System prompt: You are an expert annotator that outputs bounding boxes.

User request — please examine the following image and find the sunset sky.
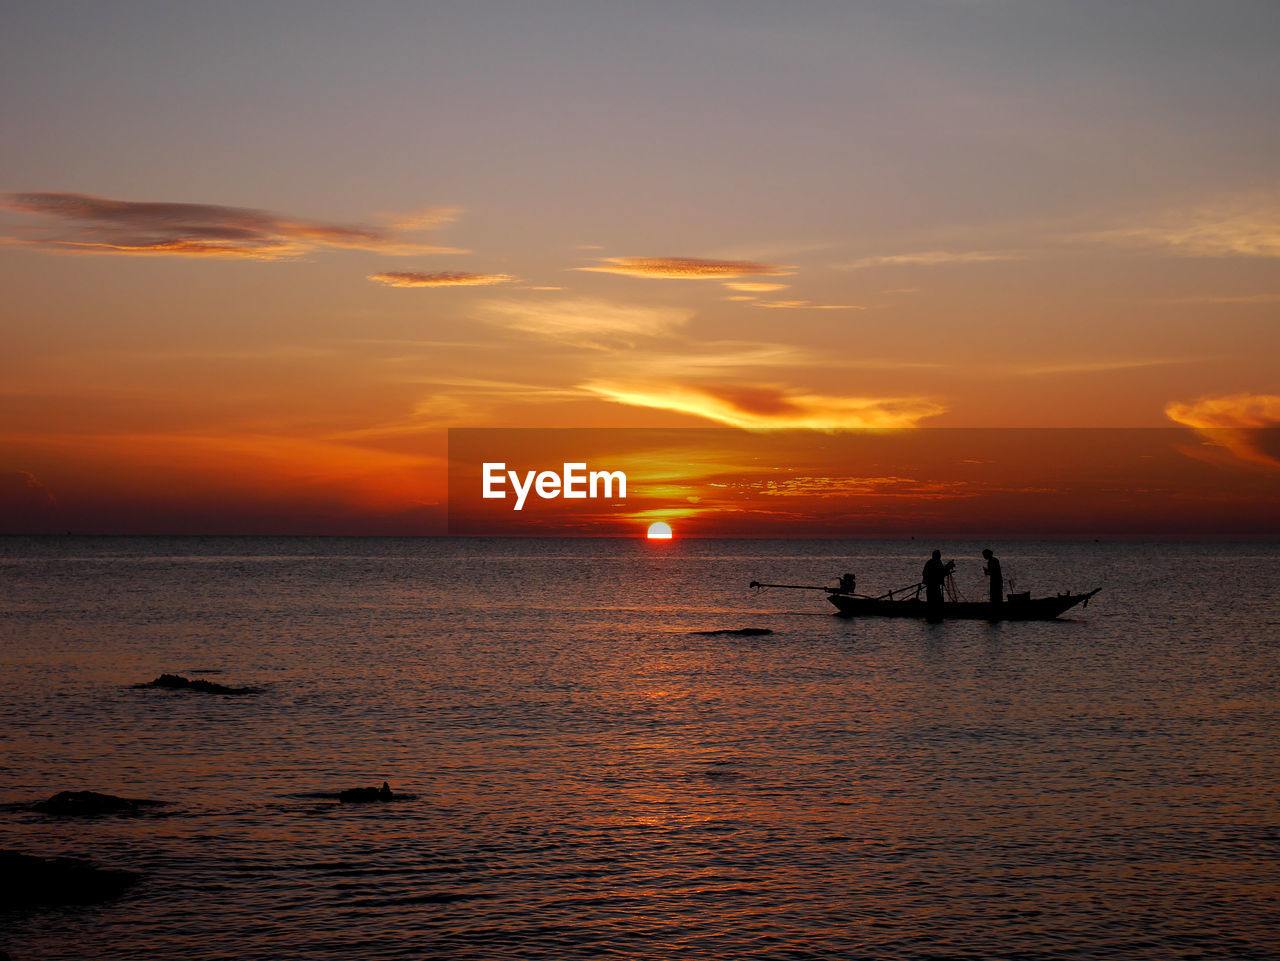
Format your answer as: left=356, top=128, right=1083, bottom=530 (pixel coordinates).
left=2, top=2, right=1278, bottom=534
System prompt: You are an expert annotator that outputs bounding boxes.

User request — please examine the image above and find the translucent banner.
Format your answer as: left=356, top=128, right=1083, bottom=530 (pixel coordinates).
left=447, top=428, right=1280, bottom=537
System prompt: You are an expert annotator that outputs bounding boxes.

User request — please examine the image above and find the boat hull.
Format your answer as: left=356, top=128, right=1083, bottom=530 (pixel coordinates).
left=827, top=589, right=1099, bottom=621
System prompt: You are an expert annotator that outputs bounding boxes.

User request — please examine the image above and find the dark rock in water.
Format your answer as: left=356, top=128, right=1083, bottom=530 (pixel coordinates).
left=29, top=790, right=167, bottom=818
left=0, top=851, right=141, bottom=905
left=133, top=673, right=258, bottom=695
left=292, top=781, right=417, bottom=804
left=691, top=627, right=774, bottom=636
left=339, top=781, right=397, bottom=803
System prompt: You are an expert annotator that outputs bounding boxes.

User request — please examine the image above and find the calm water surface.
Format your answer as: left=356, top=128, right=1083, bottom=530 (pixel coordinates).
left=1, top=537, right=1278, bottom=959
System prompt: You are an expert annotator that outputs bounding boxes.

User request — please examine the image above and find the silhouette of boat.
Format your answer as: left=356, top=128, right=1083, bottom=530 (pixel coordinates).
left=826, top=588, right=1100, bottom=621
left=749, top=581, right=1100, bottom=621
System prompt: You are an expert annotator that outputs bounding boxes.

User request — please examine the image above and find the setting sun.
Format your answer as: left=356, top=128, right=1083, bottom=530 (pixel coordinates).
left=646, top=521, right=673, bottom=539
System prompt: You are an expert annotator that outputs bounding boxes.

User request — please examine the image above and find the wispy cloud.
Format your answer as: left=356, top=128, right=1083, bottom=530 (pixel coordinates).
left=408, top=375, right=582, bottom=398
left=345, top=376, right=581, bottom=433
left=1166, top=393, right=1280, bottom=469
left=575, top=256, right=793, bottom=280
left=844, top=250, right=1025, bottom=269
left=477, top=297, right=692, bottom=348
left=1090, top=205, right=1280, bottom=259
left=1166, top=393, right=1280, bottom=430
left=599, top=342, right=946, bottom=379
left=1138, top=293, right=1280, bottom=305
left=754, top=300, right=866, bottom=310
left=1172, top=394, right=1280, bottom=432
left=601, top=342, right=816, bottom=379
left=1015, top=358, right=1196, bottom=376
left=2, top=192, right=465, bottom=259
left=757, top=475, right=968, bottom=499
left=0, top=470, right=57, bottom=513
left=385, top=206, right=462, bottom=230
left=580, top=380, right=944, bottom=429
left=724, top=281, right=790, bottom=293
left=369, top=271, right=514, bottom=288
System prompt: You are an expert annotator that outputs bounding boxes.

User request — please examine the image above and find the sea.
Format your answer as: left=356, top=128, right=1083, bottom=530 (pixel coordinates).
left=1, top=537, right=1278, bottom=960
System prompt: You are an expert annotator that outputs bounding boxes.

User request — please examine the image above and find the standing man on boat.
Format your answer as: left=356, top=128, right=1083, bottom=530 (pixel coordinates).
left=982, top=549, right=1003, bottom=606
left=922, top=550, right=955, bottom=615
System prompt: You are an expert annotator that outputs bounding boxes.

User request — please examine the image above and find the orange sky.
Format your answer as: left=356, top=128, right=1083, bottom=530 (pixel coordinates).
left=2, top=4, right=1278, bottom=535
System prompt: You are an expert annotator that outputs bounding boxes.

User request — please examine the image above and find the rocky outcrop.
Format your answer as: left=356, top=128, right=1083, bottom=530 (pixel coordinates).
left=340, top=781, right=397, bottom=803
left=132, top=673, right=258, bottom=695
left=293, top=781, right=416, bottom=804
left=28, top=790, right=166, bottom=818
left=0, top=851, right=141, bottom=904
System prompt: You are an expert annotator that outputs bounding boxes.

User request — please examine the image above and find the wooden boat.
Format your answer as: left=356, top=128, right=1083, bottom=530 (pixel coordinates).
left=826, top=588, right=1100, bottom=621
left=749, top=581, right=1100, bottom=621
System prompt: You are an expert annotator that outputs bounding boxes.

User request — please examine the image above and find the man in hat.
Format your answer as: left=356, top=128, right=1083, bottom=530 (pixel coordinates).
left=922, top=549, right=955, bottom=615
left=982, top=549, right=1003, bottom=606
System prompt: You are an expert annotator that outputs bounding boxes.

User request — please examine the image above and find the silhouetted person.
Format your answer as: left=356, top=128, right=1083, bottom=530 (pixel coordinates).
left=838, top=572, right=857, bottom=594
left=982, top=549, right=1003, bottom=605
left=922, top=550, right=955, bottom=614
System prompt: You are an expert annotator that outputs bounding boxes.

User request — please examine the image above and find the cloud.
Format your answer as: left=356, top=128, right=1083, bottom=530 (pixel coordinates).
left=754, top=300, right=866, bottom=310
left=723, top=282, right=790, bottom=293
left=406, top=375, right=582, bottom=398
left=602, top=343, right=817, bottom=379
left=1091, top=205, right=1280, bottom=258
left=0, top=470, right=57, bottom=519
left=757, top=475, right=968, bottom=499
left=1139, top=293, right=1280, bottom=305
left=2, top=192, right=466, bottom=259
left=580, top=380, right=944, bottom=429
left=477, top=297, right=692, bottom=348
left=1166, top=393, right=1280, bottom=430
left=844, top=250, right=1025, bottom=269
left=369, top=271, right=515, bottom=288
left=385, top=206, right=462, bottom=230
left=575, top=256, right=792, bottom=280
left=1165, top=393, right=1280, bottom=469
left=1015, top=358, right=1196, bottom=376
left=597, top=342, right=945, bottom=381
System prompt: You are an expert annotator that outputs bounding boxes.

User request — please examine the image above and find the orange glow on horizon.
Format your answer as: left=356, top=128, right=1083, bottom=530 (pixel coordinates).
left=442, top=427, right=1280, bottom=538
